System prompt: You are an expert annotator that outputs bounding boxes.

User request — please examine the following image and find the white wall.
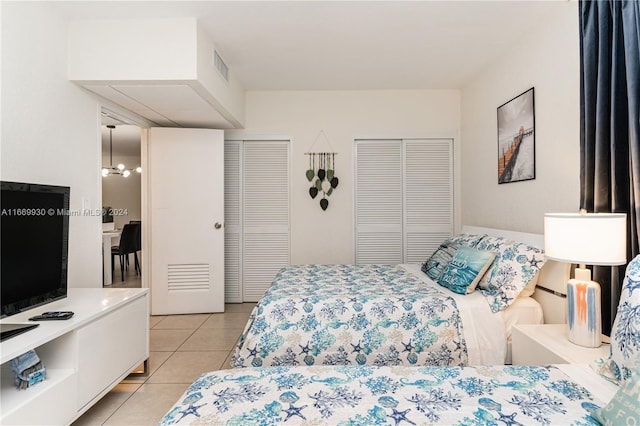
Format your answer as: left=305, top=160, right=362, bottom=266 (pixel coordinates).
left=243, top=90, right=460, bottom=265
left=1, top=2, right=103, bottom=288
left=460, top=1, right=580, bottom=234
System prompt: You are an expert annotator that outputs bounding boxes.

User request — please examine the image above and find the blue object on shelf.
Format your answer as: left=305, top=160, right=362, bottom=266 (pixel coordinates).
left=10, top=349, right=46, bottom=389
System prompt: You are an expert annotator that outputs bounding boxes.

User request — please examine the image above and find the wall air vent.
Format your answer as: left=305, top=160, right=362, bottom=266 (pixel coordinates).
left=214, top=50, right=229, bottom=82
left=167, top=263, right=210, bottom=292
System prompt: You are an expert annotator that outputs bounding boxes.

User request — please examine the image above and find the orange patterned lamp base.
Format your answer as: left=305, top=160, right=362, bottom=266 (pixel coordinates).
left=567, top=278, right=602, bottom=348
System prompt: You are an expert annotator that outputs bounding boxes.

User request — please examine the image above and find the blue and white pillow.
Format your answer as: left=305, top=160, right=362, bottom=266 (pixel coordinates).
left=593, top=255, right=640, bottom=385
left=421, top=241, right=459, bottom=281
left=475, top=236, right=546, bottom=312
left=421, top=233, right=486, bottom=281
left=437, top=246, right=496, bottom=295
left=590, top=367, right=640, bottom=424
left=450, top=233, right=486, bottom=248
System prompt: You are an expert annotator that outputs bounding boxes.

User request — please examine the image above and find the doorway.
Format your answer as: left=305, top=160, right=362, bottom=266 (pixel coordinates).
left=100, top=110, right=143, bottom=288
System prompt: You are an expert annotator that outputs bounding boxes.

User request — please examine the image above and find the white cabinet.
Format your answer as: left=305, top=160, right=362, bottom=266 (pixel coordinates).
left=512, top=324, right=610, bottom=365
left=0, top=288, right=149, bottom=425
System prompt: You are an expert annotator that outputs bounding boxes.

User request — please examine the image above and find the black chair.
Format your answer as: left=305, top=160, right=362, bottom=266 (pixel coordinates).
left=111, top=223, right=140, bottom=281
left=129, top=221, right=142, bottom=274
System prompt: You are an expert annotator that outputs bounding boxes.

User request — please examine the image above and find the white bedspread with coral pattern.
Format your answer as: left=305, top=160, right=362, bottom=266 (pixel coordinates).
left=231, top=264, right=506, bottom=368
left=159, top=364, right=605, bottom=425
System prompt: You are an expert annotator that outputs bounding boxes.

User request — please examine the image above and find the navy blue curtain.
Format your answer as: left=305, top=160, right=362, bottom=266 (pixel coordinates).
left=579, top=0, right=640, bottom=334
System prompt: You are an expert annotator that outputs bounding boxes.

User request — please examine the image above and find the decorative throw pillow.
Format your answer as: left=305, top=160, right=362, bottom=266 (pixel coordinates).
left=593, top=254, right=640, bottom=385
left=449, top=233, right=486, bottom=248
left=421, top=241, right=459, bottom=281
left=420, top=233, right=485, bottom=281
left=518, top=271, right=540, bottom=298
left=474, top=236, right=546, bottom=313
left=437, top=246, right=496, bottom=295
left=589, top=367, right=640, bottom=425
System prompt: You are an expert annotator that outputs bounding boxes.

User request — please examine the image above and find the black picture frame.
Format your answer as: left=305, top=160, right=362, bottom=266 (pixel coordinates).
left=497, top=87, right=535, bottom=184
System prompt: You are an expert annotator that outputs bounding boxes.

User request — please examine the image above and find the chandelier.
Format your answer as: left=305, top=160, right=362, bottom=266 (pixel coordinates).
left=101, top=125, right=141, bottom=177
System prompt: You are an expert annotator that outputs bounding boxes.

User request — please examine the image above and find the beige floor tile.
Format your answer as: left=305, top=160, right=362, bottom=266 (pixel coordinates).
left=148, top=315, right=166, bottom=328
left=178, top=328, right=244, bottom=351
left=71, top=383, right=141, bottom=426
left=103, top=383, right=187, bottom=426
left=146, top=351, right=229, bottom=384
left=152, top=314, right=211, bottom=330
left=149, top=329, right=193, bottom=352
left=224, top=302, right=256, bottom=313
left=122, top=351, right=173, bottom=384
left=200, top=311, right=251, bottom=329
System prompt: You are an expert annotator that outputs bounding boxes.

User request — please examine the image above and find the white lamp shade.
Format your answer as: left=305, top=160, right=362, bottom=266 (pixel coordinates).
left=544, top=213, right=627, bottom=265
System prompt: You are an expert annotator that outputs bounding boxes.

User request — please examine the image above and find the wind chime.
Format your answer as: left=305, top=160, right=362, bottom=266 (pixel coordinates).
left=305, top=152, right=339, bottom=210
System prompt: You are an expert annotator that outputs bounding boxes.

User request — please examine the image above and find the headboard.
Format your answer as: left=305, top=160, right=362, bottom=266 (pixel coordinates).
left=461, top=226, right=570, bottom=324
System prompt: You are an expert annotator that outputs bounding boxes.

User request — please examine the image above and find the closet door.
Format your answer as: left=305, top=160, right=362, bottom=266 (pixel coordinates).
left=224, top=141, right=242, bottom=303
left=224, top=139, right=291, bottom=303
left=355, top=138, right=453, bottom=264
left=404, top=139, right=454, bottom=263
left=242, top=141, right=290, bottom=301
left=355, top=140, right=403, bottom=264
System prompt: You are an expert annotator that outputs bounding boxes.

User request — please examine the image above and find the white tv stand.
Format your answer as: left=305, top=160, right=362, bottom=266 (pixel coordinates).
left=0, top=288, right=149, bottom=425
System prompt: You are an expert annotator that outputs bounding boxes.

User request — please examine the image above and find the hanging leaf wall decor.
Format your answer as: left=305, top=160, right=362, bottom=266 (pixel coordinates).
left=304, top=149, right=339, bottom=211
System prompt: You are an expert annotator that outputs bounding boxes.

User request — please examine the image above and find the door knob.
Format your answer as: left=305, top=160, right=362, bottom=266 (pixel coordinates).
left=214, top=222, right=223, bottom=229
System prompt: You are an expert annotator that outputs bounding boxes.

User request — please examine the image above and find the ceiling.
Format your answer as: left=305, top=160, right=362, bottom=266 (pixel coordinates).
left=71, top=1, right=563, bottom=156
left=56, top=1, right=563, bottom=91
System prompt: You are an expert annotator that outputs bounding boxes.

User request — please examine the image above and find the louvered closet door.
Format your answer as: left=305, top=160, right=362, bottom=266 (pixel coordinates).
left=243, top=141, right=290, bottom=301
left=404, top=139, right=453, bottom=263
left=355, top=138, right=454, bottom=265
left=355, top=140, right=403, bottom=264
left=224, top=141, right=242, bottom=303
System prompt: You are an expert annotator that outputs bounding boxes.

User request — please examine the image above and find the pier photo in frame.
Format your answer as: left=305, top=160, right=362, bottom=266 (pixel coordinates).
left=497, top=87, right=535, bottom=184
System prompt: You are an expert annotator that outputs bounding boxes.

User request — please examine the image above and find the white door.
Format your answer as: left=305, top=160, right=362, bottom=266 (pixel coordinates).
left=148, top=128, right=224, bottom=315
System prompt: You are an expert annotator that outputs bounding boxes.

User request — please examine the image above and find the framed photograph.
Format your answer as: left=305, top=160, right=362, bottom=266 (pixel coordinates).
left=497, top=87, right=535, bottom=184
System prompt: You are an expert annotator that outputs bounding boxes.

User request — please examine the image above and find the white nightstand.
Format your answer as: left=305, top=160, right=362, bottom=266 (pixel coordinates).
left=512, top=324, right=611, bottom=365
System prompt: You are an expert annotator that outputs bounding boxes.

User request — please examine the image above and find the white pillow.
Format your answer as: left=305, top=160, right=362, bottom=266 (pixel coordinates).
left=474, top=236, right=546, bottom=312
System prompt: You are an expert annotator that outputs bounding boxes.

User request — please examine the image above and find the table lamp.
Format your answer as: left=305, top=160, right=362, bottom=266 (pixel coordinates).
left=544, top=212, right=626, bottom=347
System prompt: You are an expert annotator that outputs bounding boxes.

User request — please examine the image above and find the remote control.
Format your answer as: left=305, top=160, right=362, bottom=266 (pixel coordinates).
left=29, top=311, right=74, bottom=321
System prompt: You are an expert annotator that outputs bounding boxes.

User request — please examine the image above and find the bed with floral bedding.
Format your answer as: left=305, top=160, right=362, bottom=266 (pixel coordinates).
left=159, top=363, right=609, bottom=425
left=231, top=231, right=548, bottom=369
left=232, top=264, right=470, bottom=368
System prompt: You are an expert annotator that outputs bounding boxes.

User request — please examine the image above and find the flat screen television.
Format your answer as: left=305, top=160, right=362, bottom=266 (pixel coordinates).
left=1, top=181, right=70, bottom=317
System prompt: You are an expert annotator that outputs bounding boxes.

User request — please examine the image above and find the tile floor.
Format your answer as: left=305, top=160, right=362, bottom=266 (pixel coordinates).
left=72, top=303, right=255, bottom=425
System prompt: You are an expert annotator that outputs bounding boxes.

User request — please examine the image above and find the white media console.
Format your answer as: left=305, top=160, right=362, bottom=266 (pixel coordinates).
left=0, top=288, right=149, bottom=425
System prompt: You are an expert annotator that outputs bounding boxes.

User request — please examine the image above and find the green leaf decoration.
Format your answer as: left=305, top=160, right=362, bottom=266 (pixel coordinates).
left=315, top=179, right=322, bottom=190
left=320, top=198, right=329, bottom=211
left=327, top=169, right=334, bottom=180
left=317, top=168, right=326, bottom=180
left=309, top=186, right=318, bottom=199
left=327, top=188, right=333, bottom=196
left=306, top=169, right=314, bottom=181
left=330, top=176, right=339, bottom=189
